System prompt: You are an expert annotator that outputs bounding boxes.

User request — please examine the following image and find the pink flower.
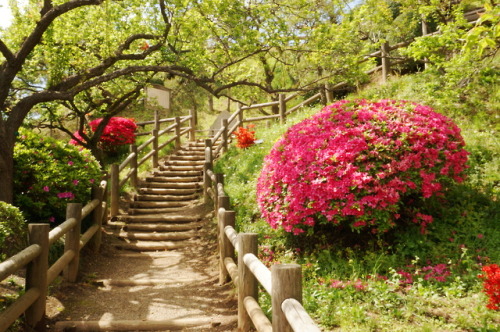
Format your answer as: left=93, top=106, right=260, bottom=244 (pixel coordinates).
left=72, top=180, right=79, bottom=186
left=477, top=234, right=484, bottom=239
left=49, top=216, right=55, bottom=223
left=256, top=99, right=468, bottom=235
left=43, top=186, right=50, bottom=192
left=68, top=161, right=74, bottom=166
left=57, top=192, right=75, bottom=199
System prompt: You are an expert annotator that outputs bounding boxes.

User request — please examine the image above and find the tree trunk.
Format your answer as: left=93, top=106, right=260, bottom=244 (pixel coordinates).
left=0, top=134, right=15, bottom=204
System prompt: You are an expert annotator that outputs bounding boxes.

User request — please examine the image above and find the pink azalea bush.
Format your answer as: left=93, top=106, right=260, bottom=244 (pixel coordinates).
left=70, top=117, right=137, bottom=152
left=256, top=99, right=469, bottom=235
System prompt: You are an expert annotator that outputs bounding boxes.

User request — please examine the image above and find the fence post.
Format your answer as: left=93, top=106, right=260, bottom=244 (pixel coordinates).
left=204, top=139, right=213, bottom=204
left=325, top=83, right=334, bottom=104
left=271, top=264, right=302, bottom=332
left=152, top=129, right=159, bottom=169
left=102, top=179, right=109, bottom=226
left=237, top=104, right=244, bottom=127
left=175, top=116, right=181, bottom=150
left=219, top=210, right=235, bottom=285
left=89, top=185, right=104, bottom=252
left=218, top=194, right=230, bottom=211
left=279, top=93, right=286, bottom=125
left=205, top=139, right=213, bottom=167
left=25, top=223, right=49, bottom=330
left=215, top=173, right=225, bottom=210
left=64, top=203, right=82, bottom=282
left=381, top=42, right=391, bottom=83
left=222, top=118, right=228, bottom=154
left=189, top=109, right=196, bottom=141
left=154, top=109, right=160, bottom=132
left=130, top=144, right=138, bottom=189
left=110, top=164, right=119, bottom=219
left=238, top=233, right=258, bottom=332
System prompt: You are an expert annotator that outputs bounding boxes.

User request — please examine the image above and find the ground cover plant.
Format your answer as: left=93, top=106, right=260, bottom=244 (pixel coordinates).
left=215, top=82, right=499, bottom=330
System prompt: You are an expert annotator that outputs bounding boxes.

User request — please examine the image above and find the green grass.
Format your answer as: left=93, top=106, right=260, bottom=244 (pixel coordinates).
left=214, top=72, right=500, bottom=331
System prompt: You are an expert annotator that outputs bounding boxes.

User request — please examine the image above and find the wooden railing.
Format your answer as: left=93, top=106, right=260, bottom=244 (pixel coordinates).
left=108, top=110, right=197, bottom=219
left=0, top=180, right=107, bottom=331
left=204, top=168, right=321, bottom=332
left=0, top=109, right=198, bottom=330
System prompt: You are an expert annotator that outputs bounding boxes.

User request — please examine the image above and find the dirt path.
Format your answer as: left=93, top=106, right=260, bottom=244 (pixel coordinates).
left=46, top=202, right=238, bottom=331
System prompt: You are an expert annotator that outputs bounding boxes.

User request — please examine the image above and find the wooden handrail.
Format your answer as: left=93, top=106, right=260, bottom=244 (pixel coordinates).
left=0, top=245, right=41, bottom=281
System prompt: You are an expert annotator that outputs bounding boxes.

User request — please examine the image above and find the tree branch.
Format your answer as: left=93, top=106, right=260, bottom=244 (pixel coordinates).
left=0, top=39, right=14, bottom=63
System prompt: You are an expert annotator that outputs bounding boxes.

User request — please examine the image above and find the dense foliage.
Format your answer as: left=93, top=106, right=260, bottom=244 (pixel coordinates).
left=14, top=129, right=102, bottom=226
left=70, top=117, right=137, bottom=153
left=257, top=99, right=469, bottom=235
left=0, top=202, right=27, bottom=261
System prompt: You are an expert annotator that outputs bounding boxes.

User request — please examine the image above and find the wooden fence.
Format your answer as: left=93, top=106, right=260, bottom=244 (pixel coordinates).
left=108, top=110, right=197, bottom=219
left=202, top=94, right=327, bottom=331
left=0, top=181, right=107, bottom=331
left=203, top=166, right=321, bottom=332
left=0, top=110, right=198, bottom=330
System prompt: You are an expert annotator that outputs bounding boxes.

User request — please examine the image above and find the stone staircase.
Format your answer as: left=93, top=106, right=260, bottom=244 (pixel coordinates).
left=107, top=139, right=211, bottom=252
left=52, top=138, right=238, bottom=331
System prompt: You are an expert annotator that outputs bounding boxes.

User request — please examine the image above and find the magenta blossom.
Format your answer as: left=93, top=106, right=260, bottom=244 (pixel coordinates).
left=257, top=99, right=469, bottom=234
left=57, top=192, right=75, bottom=199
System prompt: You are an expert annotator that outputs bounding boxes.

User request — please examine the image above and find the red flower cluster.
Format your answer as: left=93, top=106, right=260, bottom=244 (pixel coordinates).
left=233, top=125, right=256, bottom=149
left=256, top=99, right=469, bottom=234
left=70, top=117, right=137, bottom=152
left=479, top=264, right=500, bottom=310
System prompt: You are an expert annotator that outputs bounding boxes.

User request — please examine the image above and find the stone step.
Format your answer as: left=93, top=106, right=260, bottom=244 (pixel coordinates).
left=129, top=200, right=192, bottom=209
left=54, top=318, right=216, bottom=331
left=107, top=221, right=204, bottom=232
left=128, top=206, right=188, bottom=215
left=163, top=160, right=206, bottom=166
left=140, top=181, right=202, bottom=189
left=159, top=164, right=204, bottom=172
left=138, top=188, right=198, bottom=195
left=117, top=214, right=201, bottom=223
left=152, top=170, right=202, bottom=177
left=134, top=193, right=199, bottom=201
left=114, top=240, right=191, bottom=251
left=174, top=150, right=206, bottom=156
left=168, top=155, right=205, bottom=161
left=117, top=230, right=197, bottom=241
left=145, top=176, right=202, bottom=183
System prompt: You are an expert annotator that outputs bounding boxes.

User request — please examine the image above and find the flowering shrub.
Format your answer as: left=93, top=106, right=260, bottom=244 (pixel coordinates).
left=0, top=202, right=27, bottom=261
left=233, top=124, right=256, bottom=149
left=257, top=99, right=469, bottom=235
left=479, top=264, right=500, bottom=310
left=70, top=117, right=137, bottom=152
left=14, top=129, right=102, bottom=226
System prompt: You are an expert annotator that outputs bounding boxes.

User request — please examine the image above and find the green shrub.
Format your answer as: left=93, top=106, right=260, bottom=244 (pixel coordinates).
left=13, top=129, right=102, bottom=226
left=0, top=202, right=27, bottom=261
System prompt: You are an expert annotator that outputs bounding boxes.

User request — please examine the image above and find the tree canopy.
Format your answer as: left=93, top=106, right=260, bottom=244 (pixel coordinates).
left=0, top=0, right=497, bottom=203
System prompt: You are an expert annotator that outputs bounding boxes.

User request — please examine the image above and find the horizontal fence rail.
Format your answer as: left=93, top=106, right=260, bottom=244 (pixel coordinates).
left=0, top=180, right=107, bottom=331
